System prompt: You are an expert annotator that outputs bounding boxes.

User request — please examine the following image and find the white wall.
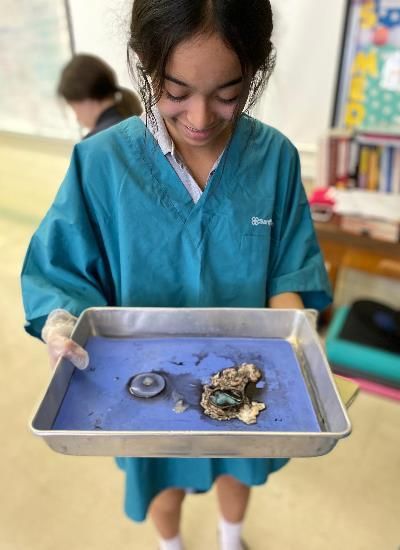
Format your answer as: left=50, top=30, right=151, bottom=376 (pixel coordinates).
left=69, top=0, right=348, bottom=178
left=256, top=0, right=348, bottom=176
left=68, top=0, right=133, bottom=87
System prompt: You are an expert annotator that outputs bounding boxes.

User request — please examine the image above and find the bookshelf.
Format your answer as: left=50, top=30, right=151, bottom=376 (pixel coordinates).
left=315, top=0, right=400, bottom=243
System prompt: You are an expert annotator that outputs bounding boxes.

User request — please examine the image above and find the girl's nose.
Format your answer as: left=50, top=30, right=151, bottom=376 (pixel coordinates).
left=186, top=96, right=214, bottom=130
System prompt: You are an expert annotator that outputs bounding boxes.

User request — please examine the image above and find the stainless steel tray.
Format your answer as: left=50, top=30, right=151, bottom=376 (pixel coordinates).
left=31, top=308, right=352, bottom=457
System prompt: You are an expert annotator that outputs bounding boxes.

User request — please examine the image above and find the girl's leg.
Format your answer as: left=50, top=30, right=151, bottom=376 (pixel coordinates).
left=215, top=474, right=250, bottom=522
left=149, top=488, right=186, bottom=540
left=216, top=475, right=251, bottom=550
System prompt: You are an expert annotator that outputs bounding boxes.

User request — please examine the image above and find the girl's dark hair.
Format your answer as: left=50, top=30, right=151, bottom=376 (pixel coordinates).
left=128, top=0, right=276, bottom=124
left=57, top=54, right=143, bottom=118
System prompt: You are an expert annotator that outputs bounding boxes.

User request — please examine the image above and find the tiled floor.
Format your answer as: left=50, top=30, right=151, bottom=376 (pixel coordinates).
left=1, top=135, right=399, bottom=550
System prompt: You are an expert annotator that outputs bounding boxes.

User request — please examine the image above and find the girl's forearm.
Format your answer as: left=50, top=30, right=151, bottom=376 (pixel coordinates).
left=268, top=292, right=304, bottom=309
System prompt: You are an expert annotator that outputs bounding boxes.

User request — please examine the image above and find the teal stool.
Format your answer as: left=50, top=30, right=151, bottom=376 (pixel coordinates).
left=326, top=306, right=400, bottom=387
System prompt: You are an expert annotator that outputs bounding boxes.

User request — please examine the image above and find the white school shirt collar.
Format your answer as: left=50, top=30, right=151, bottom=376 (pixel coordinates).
left=141, top=108, right=224, bottom=203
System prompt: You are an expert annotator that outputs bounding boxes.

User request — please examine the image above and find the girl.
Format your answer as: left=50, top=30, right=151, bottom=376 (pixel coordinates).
left=22, top=1, right=331, bottom=549
left=57, top=53, right=143, bottom=138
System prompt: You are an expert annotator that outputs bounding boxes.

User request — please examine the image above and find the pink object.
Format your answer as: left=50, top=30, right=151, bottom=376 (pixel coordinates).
left=309, top=187, right=336, bottom=222
left=309, top=187, right=336, bottom=206
left=373, top=26, right=389, bottom=46
left=342, top=376, right=400, bottom=401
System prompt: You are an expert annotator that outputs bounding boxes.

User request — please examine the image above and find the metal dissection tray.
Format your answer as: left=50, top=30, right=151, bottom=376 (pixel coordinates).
left=31, top=308, right=352, bottom=457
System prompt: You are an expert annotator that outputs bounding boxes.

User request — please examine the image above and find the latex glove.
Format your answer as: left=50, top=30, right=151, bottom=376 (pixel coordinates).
left=41, top=309, right=89, bottom=370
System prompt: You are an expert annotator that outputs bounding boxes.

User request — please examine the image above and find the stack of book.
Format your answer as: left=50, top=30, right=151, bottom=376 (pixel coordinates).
left=318, top=128, right=400, bottom=193
left=339, top=213, right=399, bottom=243
left=332, top=189, right=400, bottom=243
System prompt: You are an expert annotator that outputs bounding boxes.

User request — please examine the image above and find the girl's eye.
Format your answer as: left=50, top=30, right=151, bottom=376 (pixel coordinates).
left=165, top=91, right=188, bottom=102
left=164, top=91, right=239, bottom=104
left=217, top=96, right=239, bottom=105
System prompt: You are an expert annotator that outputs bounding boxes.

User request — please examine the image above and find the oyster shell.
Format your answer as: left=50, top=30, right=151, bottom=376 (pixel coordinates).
left=200, top=363, right=266, bottom=425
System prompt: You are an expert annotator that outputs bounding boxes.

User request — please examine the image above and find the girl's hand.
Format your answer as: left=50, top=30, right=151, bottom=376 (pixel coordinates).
left=41, top=309, right=89, bottom=370
left=269, top=293, right=318, bottom=329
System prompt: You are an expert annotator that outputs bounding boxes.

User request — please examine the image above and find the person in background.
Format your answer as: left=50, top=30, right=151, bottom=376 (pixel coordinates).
left=57, top=53, right=143, bottom=138
left=22, top=2, right=332, bottom=550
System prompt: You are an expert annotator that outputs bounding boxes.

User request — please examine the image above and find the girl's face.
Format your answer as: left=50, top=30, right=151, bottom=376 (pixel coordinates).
left=157, top=32, right=247, bottom=151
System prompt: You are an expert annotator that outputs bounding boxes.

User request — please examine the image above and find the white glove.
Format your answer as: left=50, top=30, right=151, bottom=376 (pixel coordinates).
left=41, top=309, right=89, bottom=370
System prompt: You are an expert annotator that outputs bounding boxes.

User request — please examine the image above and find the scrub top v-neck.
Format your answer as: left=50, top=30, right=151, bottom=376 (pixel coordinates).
left=134, top=115, right=244, bottom=220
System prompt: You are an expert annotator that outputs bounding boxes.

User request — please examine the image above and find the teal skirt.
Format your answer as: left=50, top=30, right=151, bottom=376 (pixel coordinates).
left=115, top=457, right=289, bottom=522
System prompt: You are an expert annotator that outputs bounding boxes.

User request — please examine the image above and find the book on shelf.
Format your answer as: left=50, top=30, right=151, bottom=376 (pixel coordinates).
left=324, top=189, right=400, bottom=243
left=318, top=128, right=354, bottom=189
left=310, top=185, right=400, bottom=243
left=318, top=128, right=400, bottom=194
left=340, top=215, right=400, bottom=243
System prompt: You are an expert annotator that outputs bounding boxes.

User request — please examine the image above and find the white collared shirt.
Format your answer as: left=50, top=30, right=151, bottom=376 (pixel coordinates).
left=141, top=108, right=223, bottom=203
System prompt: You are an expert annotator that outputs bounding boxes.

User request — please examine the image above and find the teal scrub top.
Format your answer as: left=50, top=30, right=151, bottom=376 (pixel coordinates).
left=21, top=114, right=332, bottom=521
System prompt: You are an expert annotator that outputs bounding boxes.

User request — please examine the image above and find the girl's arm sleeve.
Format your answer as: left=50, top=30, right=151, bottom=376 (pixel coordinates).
left=21, top=146, right=111, bottom=339
left=267, top=146, right=332, bottom=311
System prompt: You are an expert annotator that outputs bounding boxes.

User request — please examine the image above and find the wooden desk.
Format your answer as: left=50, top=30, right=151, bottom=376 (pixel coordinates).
left=314, top=217, right=400, bottom=292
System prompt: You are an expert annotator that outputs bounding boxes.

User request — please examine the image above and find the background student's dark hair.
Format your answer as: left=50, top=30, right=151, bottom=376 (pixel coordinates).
left=58, top=54, right=143, bottom=118
left=128, top=0, right=276, bottom=125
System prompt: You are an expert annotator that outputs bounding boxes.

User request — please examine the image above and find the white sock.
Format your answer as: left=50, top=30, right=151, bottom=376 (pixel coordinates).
left=159, top=534, right=183, bottom=550
left=219, top=517, right=244, bottom=550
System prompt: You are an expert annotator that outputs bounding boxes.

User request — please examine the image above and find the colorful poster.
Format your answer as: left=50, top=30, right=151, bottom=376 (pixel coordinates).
left=335, top=0, right=400, bottom=131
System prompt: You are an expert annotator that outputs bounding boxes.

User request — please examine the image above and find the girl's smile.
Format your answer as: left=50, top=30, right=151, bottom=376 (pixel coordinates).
left=178, top=120, right=221, bottom=143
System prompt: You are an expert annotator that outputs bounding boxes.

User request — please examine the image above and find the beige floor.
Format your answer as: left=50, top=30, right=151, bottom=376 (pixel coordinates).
left=1, top=135, right=399, bottom=550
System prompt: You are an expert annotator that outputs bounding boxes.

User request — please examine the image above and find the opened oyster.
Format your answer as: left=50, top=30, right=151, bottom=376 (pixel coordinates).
left=200, top=363, right=265, bottom=425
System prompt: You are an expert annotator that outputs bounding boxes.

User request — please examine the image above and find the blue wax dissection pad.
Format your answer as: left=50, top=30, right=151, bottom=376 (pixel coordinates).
left=53, top=337, right=321, bottom=432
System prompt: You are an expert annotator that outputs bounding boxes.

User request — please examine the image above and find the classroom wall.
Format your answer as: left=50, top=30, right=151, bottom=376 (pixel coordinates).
left=69, top=0, right=347, bottom=178
left=68, top=0, right=133, bottom=89
left=255, top=0, right=348, bottom=177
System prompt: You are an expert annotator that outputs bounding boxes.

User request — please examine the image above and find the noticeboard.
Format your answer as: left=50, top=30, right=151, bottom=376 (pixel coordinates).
left=333, top=0, right=400, bottom=131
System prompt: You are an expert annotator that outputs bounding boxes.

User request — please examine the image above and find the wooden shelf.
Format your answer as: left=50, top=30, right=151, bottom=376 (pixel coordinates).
left=315, top=216, right=400, bottom=293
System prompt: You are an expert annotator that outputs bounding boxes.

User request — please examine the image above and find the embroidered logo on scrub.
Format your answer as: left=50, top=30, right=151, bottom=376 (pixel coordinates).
left=251, top=217, right=273, bottom=227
